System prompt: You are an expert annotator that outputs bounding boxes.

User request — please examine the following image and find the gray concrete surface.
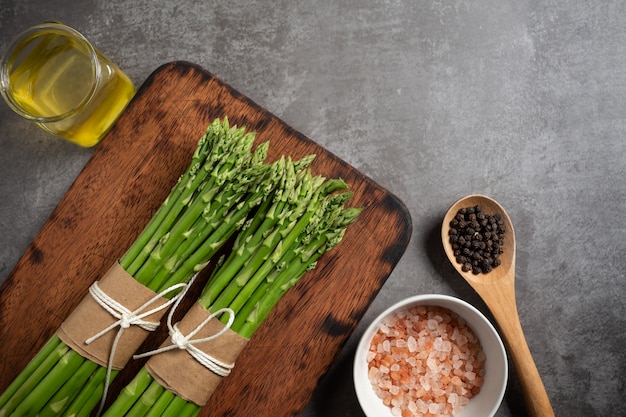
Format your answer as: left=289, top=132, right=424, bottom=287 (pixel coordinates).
left=1, top=1, right=625, bottom=416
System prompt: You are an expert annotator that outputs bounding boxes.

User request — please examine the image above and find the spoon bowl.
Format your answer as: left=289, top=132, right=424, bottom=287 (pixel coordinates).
left=441, top=194, right=555, bottom=417
left=442, top=194, right=515, bottom=284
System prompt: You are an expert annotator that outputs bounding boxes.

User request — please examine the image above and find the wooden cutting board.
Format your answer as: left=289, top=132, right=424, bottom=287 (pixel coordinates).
left=0, top=61, right=412, bottom=416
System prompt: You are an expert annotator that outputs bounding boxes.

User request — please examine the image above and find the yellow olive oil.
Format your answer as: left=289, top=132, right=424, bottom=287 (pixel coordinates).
left=5, top=28, right=135, bottom=147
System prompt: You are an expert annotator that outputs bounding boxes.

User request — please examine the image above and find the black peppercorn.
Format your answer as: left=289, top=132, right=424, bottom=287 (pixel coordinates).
left=448, top=204, right=506, bottom=275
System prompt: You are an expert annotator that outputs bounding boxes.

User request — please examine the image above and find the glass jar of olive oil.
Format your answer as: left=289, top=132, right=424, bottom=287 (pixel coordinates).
left=0, top=22, right=135, bottom=147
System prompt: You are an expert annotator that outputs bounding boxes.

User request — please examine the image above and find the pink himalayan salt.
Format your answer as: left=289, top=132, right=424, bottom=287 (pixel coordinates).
left=367, top=305, right=485, bottom=417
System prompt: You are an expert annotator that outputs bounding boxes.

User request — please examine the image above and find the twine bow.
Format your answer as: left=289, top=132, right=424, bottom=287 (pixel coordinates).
left=133, top=284, right=236, bottom=378
left=86, top=278, right=192, bottom=417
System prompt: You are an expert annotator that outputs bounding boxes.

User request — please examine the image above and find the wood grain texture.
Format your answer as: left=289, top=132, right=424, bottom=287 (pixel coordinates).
left=0, top=62, right=412, bottom=416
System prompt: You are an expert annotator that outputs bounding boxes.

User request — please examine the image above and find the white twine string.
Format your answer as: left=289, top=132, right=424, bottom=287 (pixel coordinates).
left=86, top=277, right=193, bottom=417
left=133, top=288, right=236, bottom=378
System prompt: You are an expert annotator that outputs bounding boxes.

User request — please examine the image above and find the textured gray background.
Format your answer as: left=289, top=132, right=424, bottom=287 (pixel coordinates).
left=1, top=1, right=625, bottom=416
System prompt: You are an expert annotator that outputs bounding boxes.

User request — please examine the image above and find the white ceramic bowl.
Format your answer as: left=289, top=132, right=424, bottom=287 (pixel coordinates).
left=354, top=294, right=508, bottom=417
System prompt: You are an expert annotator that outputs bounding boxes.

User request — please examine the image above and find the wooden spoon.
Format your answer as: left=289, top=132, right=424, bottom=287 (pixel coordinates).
left=441, top=194, right=554, bottom=417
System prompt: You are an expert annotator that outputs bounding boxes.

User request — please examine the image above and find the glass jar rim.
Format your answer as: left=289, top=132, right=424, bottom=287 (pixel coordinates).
left=0, top=22, right=101, bottom=123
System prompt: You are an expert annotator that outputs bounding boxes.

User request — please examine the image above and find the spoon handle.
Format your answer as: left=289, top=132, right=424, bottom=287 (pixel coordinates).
left=476, top=280, right=555, bottom=417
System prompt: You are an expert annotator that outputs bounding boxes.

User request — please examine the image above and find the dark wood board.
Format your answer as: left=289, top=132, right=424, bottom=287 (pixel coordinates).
left=0, top=61, right=412, bottom=416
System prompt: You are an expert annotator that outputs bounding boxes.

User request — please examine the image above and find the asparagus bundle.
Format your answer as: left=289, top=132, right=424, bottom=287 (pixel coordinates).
left=100, top=157, right=362, bottom=417
left=0, top=118, right=282, bottom=417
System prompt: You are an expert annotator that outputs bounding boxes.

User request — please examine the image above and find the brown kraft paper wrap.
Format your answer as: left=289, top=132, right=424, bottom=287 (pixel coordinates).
left=57, top=262, right=170, bottom=369
left=145, top=301, right=249, bottom=406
